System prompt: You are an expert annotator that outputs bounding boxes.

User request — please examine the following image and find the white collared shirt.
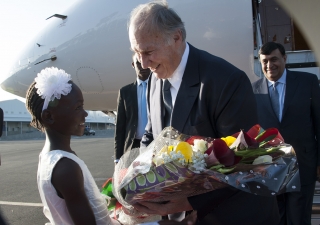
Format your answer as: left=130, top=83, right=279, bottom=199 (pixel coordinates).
left=267, top=69, right=287, bottom=121
left=163, top=43, right=189, bottom=107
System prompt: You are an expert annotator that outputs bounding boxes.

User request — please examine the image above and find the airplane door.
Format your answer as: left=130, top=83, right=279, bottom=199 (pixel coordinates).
left=258, top=0, right=311, bottom=51
left=259, top=0, right=292, bottom=51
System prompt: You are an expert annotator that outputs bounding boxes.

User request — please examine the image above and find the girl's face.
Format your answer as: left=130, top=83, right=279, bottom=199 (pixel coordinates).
left=50, top=83, right=88, bottom=136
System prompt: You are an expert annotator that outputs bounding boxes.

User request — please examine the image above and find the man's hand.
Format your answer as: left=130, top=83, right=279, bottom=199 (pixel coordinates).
left=158, top=211, right=197, bottom=225
left=133, top=198, right=193, bottom=216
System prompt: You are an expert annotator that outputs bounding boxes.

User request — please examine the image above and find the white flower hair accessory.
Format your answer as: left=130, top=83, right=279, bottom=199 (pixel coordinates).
left=35, top=67, right=72, bottom=111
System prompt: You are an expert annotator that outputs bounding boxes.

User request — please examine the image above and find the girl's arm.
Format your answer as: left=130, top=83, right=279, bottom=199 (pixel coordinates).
left=52, top=157, right=97, bottom=225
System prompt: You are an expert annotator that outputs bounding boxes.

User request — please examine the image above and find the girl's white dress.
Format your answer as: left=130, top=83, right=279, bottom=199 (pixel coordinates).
left=37, top=149, right=115, bottom=225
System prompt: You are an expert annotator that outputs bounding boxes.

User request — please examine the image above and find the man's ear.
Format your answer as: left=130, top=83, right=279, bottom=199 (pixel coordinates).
left=41, top=109, right=54, bottom=125
left=173, top=29, right=182, bottom=43
left=283, top=54, right=287, bottom=63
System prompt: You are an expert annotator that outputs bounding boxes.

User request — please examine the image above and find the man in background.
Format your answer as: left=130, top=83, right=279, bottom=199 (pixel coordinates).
left=114, top=55, right=150, bottom=164
left=252, top=41, right=320, bottom=225
left=0, top=108, right=7, bottom=225
left=129, top=2, right=280, bottom=224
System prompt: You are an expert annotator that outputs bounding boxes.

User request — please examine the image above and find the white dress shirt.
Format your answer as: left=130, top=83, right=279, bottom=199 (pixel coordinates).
left=164, top=43, right=189, bottom=107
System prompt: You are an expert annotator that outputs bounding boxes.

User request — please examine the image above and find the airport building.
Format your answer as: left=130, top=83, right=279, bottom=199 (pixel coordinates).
left=0, top=99, right=115, bottom=137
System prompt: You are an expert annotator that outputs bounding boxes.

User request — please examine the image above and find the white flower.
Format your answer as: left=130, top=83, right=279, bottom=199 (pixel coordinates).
left=152, top=154, right=164, bottom=166
left=252, top=155, right=273, bottom=165
left=188, top=149, right=207, bottom=172
left=35, top=67, right=72, bottom=111
left=193, top=139, right=208, bottom=153
left=162, top=153, right=172, bottom=163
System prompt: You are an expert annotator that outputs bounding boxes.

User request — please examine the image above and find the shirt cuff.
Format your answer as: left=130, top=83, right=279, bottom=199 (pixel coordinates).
left=114, top=159, right=120, bottom=163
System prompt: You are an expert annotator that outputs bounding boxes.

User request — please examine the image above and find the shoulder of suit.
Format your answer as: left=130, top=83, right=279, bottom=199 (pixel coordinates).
left=120, top=82, right=136, bottom=91
left=251, top=78, right=265, bottom=92
left=189, top=44, right=245, bottom=81
left=190, top=45, right=232, bottom=65
left=252, top=77, right=264, bottom=85
left=287, top=69, right=318, bottom=80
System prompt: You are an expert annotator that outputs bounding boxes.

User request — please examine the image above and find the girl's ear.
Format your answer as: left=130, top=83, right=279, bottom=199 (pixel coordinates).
left=41, top=109, right=54, bottom=125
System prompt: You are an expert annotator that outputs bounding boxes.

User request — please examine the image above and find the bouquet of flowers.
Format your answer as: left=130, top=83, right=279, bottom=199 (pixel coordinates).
left=111, top=125, right=300, bottom=223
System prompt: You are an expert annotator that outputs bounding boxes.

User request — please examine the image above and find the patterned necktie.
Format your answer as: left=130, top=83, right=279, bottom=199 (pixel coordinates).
left=141, top=81, right=148, bottom=127
left=270, top=82, right=280, bottom=120
left=162, top=79, right=172, bottom=127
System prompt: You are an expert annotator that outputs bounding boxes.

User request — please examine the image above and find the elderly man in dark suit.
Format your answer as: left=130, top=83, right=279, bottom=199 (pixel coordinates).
left=252, top=42, right=320, bottom=225
left=128, top=2, right=280, bottom=225
left=114, top=55, right=150, bottom=164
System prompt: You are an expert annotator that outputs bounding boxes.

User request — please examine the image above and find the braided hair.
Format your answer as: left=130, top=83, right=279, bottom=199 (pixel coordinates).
left=25, top=81, right=45, bottom=132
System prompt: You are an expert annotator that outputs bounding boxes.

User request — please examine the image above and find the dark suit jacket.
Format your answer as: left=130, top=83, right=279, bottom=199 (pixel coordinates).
left=252, top=70, right=320, bottom=186
left=142, top=44, right=259, bottom=144
left=114, top=81, right=139, bottom=160
left=142, top=44, right=279, bottom=225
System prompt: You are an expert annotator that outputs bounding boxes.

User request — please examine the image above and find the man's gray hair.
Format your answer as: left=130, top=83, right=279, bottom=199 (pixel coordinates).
left=128, top=1, right=186, bottom=44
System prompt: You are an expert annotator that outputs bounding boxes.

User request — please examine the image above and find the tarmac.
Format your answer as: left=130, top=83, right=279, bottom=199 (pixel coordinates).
left=0, top=129, right=116, bottom=225
left=0, top=129, right=115, bottom=141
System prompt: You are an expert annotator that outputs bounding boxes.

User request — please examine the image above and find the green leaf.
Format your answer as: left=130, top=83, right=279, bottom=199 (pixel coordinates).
left=209, top=164, right=224, bottom=170
left=255, top=128, right=279, bottom=143
left=217, top=167, right=235, bottom=174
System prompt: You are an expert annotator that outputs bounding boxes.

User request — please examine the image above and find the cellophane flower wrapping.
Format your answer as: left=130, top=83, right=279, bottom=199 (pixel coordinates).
left=112, top=126, right=300, bottom=223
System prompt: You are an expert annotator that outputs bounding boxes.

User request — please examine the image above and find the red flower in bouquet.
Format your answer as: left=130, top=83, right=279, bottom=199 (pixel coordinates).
left=205, top=139, right=239, bottom=167
left=184, top=124, right=286, bottom=173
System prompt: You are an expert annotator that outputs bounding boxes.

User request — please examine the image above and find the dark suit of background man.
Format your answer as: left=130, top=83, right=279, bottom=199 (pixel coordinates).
left=252, top=42, right=320, bottom=225
left=0, top=108, right=7, bottom=225
left=128, top=2, right=280, bottom=225
left=114, top=55, right=150, bottom=163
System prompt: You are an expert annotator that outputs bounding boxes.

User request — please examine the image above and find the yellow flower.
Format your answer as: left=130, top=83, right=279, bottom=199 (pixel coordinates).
left=221, top=136, right=236, bottom=147
left=158, top=145, right=174, bottom=155
left=175, top=141, right=193, bottom=162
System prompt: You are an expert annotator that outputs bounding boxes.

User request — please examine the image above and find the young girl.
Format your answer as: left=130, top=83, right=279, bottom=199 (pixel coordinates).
left=26, top=67, right=119, bottom=225
left=26, top=67, right=196, bottom=225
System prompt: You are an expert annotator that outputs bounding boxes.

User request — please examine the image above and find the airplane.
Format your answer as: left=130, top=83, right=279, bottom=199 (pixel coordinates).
left=1, top=0, right=318, bottom=113
left=0, top=0, right=256, bottom=113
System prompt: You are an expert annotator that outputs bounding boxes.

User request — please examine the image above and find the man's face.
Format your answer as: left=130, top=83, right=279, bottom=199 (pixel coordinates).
left=259, top=49, right=287, bottom=81
left=132, top=57, right=150, bottom=81
left=129, top=26, right=183, bottom=79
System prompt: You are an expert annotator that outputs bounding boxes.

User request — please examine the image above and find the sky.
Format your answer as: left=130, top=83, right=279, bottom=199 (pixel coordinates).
left=0, top=0, right=79, bottom=102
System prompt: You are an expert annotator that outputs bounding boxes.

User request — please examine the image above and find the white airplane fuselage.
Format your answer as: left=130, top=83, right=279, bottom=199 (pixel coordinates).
left=1, top=0, right=319, bottom=112
left=0, top=0, right=255, bottom=111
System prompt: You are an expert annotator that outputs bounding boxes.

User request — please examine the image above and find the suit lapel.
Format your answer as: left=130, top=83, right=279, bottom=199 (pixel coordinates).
left=131, top=81, right=138, bottom=118
left=171, top=44, right=200, bottom=131
left=283, top=70, right=298, bottom=117
left=256, top=77, right=269, bottom=95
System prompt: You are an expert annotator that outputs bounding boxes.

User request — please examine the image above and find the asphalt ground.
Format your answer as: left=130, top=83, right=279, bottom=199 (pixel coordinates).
left=0, top=134, right=115, bottom=225
left=2, top=131, right=320, bottom=225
